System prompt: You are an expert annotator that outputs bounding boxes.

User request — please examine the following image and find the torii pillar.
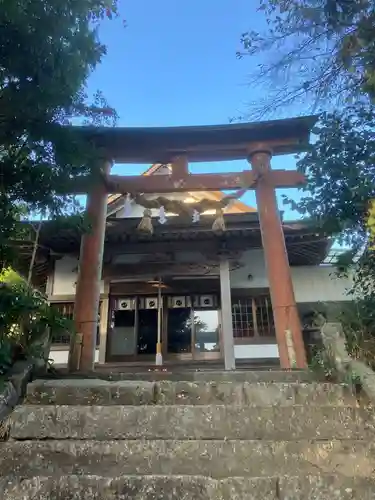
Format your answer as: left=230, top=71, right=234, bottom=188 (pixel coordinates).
left=68, top=159, right=112, bottom=372
left=248, top=145, right=307, bottom=369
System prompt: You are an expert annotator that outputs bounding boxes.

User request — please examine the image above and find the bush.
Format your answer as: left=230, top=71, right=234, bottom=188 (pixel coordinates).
left=0, top=268, right=73, bottom=374
left=339, top=300, right=375, bottom=370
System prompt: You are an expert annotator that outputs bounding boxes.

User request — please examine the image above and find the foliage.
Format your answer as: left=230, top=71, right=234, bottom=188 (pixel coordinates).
left=284, top=104, right=375, bottom=253
left=309, top=344, right=337, bottom=380
left=0, top=268, right=73, bottom=374
left=283, top=104, right=375, bottom=360
left=238, top=0, right=375, bottom=116
left=339, top=299, right=375, bottom=369
left=0, top=0, right=121, bottom=265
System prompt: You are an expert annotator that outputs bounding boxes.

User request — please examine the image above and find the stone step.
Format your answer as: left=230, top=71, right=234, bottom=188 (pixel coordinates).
left=47, top=369, right=317, bottom=383
left=86, top=369, right=318, bottom=383
left=25, top=379, right=356, bottom=407
left=9, top=404, right=375, bottom=440
left=1, top=439, right=374, bottom=478
left=2, top=474, right=375, bottom=499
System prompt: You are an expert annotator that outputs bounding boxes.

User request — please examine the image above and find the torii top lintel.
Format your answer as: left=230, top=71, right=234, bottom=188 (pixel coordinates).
left=76, top=115, right=317, bottom=163
left=68, top=115, right=317, bottom=194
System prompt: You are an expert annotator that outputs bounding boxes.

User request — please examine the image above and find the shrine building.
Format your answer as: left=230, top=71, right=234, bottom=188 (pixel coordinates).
left=22, top=117, right=353, bottom=370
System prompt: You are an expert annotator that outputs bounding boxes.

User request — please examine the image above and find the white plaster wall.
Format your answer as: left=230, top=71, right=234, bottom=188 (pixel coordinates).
left=291, top=265, right=352, bottom=303
left=230, top=249, right=268, bottom=288
left=230, top=249, right=352, bottom=303
left=50, top=349, right=100, bottom=366
left=234, top=344, right=279, bottom=359
left=52, top=256, right=104, bottom=296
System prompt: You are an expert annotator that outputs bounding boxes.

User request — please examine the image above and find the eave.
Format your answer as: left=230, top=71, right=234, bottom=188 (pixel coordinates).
left=15, top=215, right=331, bottom=273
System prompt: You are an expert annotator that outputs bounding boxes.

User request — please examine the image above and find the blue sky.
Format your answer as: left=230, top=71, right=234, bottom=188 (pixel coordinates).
left=87, top=0, right=312, bottom=219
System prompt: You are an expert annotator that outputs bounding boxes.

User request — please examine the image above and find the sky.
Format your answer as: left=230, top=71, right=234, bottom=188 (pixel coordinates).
left=86, top=0, right=312, bottom=219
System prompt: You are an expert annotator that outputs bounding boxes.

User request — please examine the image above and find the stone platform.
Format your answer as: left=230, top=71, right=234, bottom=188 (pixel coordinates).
left=2, top=371, right=375, bottom=499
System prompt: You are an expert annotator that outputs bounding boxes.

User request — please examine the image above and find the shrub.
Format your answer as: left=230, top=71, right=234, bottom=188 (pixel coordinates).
left=0, top=268, right=73, bottom=374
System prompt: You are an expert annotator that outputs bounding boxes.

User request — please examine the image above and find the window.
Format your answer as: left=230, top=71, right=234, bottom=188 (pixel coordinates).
left=232, top=296, right=275, bottom=340
left=50, top=302, right=101, bottom=346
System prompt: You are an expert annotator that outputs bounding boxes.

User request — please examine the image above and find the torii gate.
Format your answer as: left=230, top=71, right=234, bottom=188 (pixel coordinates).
left=67, top=116, right=317, bottom=372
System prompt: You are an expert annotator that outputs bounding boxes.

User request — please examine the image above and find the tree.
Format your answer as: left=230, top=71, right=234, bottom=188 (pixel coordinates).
left=238, top=0, right=375, bottom=117
left=284, top=104, right=375, bottom=354
left=0, top=0, right=121, bottom=265
left=285, top=105, right=375, bottom=253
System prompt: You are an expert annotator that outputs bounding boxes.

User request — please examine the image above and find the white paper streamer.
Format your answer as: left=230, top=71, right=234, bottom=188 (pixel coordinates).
left=159, top=205, right=166, bottom=224
left=123, top=193, right=132, bottom=217
left=192, top=209, right=200, bottom=223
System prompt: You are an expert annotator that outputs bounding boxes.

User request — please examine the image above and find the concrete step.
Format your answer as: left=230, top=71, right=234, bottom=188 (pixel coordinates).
left=2, top=474, right=375, bottom=499
left=9, top=404, right=375, bottom=440
left=45, top=369, right=317, bottom=383
left=1, top=439, right=374, bottom=478
left=25, top=379, right=356, bottom=406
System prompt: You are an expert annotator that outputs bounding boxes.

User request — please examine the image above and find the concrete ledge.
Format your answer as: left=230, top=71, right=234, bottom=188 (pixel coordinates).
left=9, top=404, right=374, bottom=441
left=1, top=439, right=374, bottom=479
left=47, top=369, right=316, bottom=383
left=24, top=379, right=355, bottom=407
left=0, top=360, right=34, bottom=438
left=2, top=474, right=375, bottom=500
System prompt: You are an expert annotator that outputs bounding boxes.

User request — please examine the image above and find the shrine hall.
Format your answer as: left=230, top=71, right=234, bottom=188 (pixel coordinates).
left=20, top=116, right=353, bottom=371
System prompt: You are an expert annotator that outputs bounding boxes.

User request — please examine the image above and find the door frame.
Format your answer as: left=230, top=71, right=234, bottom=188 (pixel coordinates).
left=106, top=295, right=224, bottom=363
left=191, top=308, right=222, bottom=361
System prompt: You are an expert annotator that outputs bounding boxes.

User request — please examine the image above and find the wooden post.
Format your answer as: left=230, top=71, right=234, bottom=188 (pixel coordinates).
left=220, top=259, right=236, bottom=370
left=98, top=281, right=110, bottom=364
left=248, top=145, right=307, bottom=369
left=68, top=159, right=112, bottom=372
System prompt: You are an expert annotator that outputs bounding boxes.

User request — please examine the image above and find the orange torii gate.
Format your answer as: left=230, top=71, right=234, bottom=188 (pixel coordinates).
left=68, top=116, right=317, bottom=372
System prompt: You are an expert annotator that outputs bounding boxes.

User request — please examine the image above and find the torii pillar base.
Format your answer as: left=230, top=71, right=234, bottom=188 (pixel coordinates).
left=68, top=160, right=112, bottom=373
left=248, top=146, right=307, bottom=369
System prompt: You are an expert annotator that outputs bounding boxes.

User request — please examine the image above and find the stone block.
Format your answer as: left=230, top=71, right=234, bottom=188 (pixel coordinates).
left=3, top=474, right=375, bottom=499
left=8, top=360, right=33, bottom=396
left=1, top=475, right=277, bottom=500
left=9, top=404, right=375, bottom=440
left=1, top=439, right=375, bottom=479
left=25, top=379, right=156, bottom=406
left=107, top=369, right=316, bottom=383
left=0, top=382, right=18, bottom=422
left=26, top=379, right=354, bottom=407
left=155, top=381, right=354, bottom=406
left=278, top=474, right=375, bottom=499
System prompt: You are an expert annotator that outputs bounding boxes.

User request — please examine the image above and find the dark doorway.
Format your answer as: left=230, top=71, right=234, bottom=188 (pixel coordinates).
left=137, top=309, right=158, bottom=355
left=110, top=310, right=136, bottom=356
left=167, top=308, right=192, bottom=354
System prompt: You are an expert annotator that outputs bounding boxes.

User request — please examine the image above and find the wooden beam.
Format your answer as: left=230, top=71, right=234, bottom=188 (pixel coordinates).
left=171, top=156, right=189, bottom=179
left=105, top=170, right=305, bottom=194
left=71, top=116, right=317, bottom=163
left=59, top=169, right=305, bottom=195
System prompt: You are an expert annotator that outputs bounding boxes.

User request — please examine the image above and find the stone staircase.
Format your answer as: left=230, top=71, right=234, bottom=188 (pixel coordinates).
left=2, top=370, right=375, bottom=499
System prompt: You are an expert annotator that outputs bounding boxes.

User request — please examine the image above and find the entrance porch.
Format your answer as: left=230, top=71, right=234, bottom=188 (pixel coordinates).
left=48, top=213, right=329, bottom=369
